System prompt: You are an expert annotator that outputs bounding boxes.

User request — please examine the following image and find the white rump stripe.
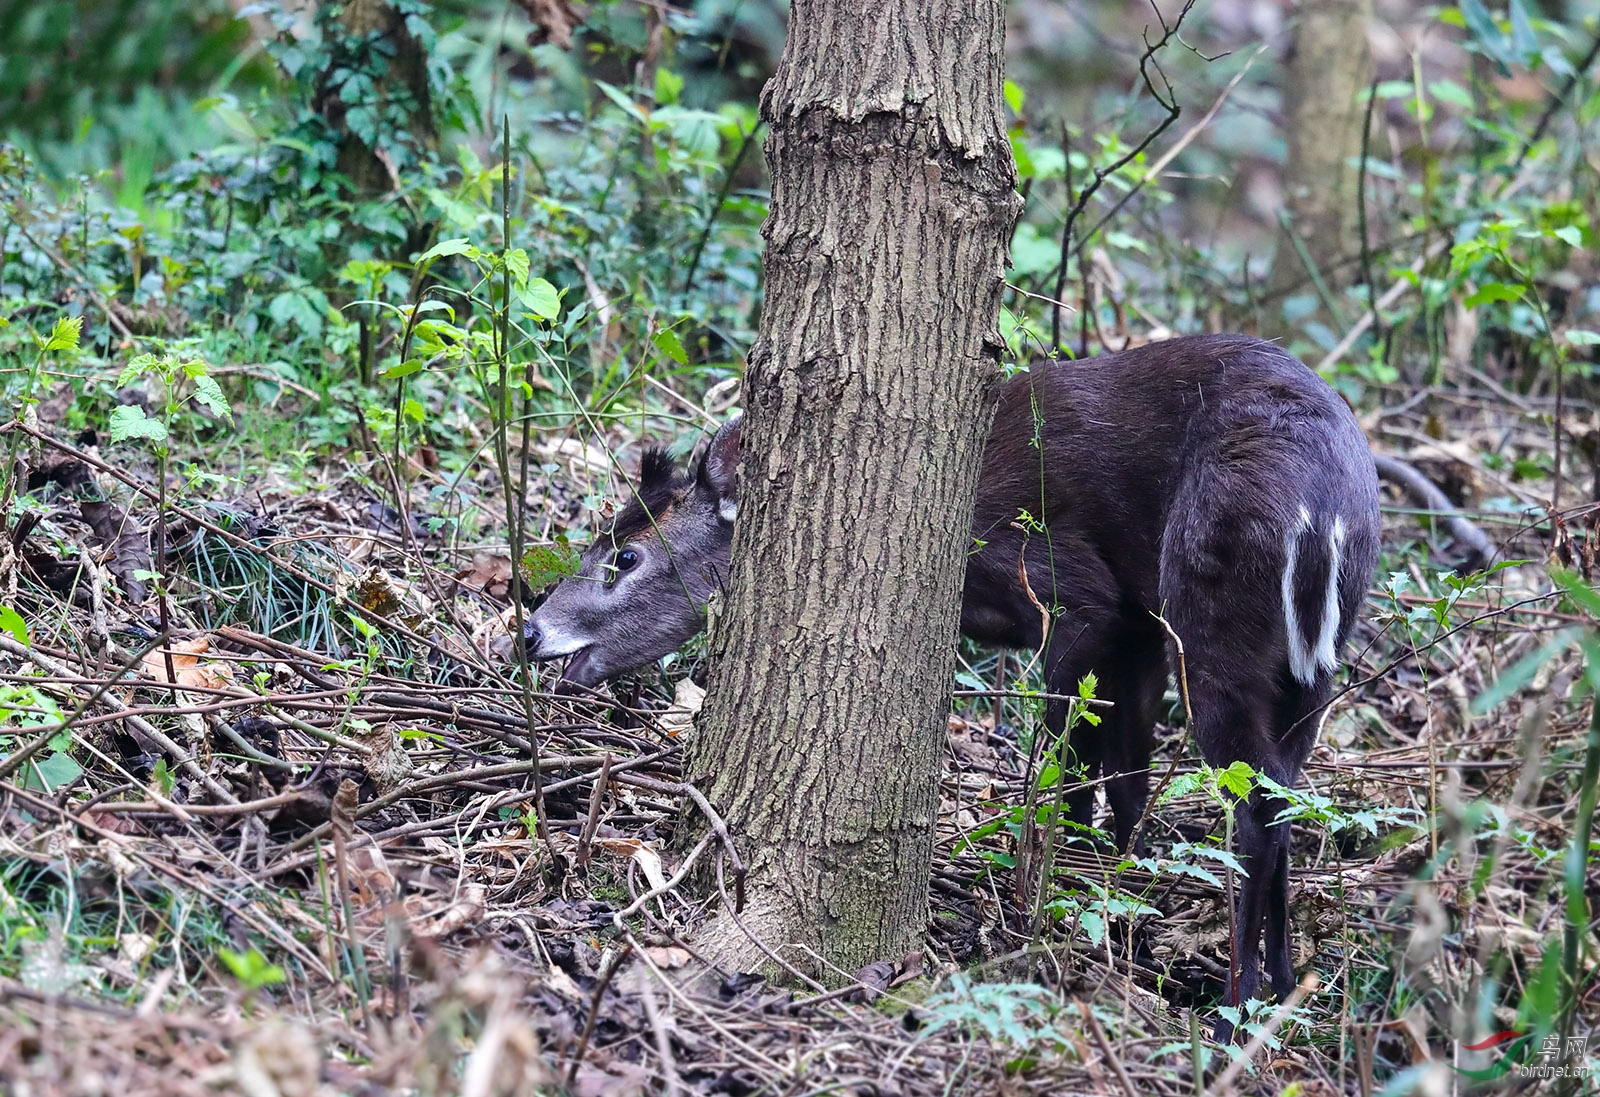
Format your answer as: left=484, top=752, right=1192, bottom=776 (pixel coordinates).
left=1282, top=506, right=1346, bottom=686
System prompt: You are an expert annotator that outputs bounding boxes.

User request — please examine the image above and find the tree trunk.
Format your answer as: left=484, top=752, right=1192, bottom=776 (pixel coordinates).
left=1268, top=0, right=1374, bottom=299
left=687, top=0, right=1020, bottom=977
left=317, top=0, right=436, bottom=197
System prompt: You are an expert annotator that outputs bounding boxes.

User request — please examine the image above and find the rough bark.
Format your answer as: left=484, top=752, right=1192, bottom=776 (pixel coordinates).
left=687, top=0, right=1020, bottom=977
left=1268, top=0, right=1374, bottom=298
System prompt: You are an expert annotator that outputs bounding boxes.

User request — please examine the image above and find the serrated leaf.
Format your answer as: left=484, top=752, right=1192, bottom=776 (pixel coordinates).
left=1218, top=761, right=1256, bottom=800
left=109, top=405, right=168, bottom=444
left=43, top=315, right=82, bottom=352
left=655, top=68, right=683, bottom=106
left=653, top=327, right=688, bottom=364
left=189, top=373, right=233, bottom=423
left=1079, top=909, right=1106, bottom=946
left=417, top=238, right=474, bottom=264
left=0, top=606, right=26, bottom=646
left=518, top=278, right=560, bottom=320
left=117, top=353, right=158, bottom=388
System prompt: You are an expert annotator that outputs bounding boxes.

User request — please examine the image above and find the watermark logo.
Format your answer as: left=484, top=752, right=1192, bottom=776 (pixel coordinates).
left=1455, top=1031, right=1592, bottom=1083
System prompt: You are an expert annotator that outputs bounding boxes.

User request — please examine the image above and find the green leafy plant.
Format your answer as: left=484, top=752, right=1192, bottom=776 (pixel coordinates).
left=219, top=947, right=287, bottom=992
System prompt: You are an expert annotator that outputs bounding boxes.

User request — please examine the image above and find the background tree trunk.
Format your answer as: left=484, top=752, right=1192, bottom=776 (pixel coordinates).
left=319, top=0, right=436, bottom=197
left=1268, top=0, right=1374, bottom=300
left=687, top=0, right=1020, bottom=977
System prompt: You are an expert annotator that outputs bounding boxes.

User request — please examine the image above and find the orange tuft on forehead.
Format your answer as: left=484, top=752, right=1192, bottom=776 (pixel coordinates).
left=607, top=447, right=691, bottom=544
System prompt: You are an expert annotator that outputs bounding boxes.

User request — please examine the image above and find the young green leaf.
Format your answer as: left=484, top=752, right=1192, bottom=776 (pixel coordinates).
left=1003, top=79, right=1025, bottom=116
left=653, top=327, right=688, bottom=365
left=504, top=248, right=530, bottom=288
left=655, top=68, right=684, bottom=106
left=188, top=372, right=234, bottom=424
left=109, top=405, right=168, bottom=444
left=26, top=751, right=83, bottom=792
left=518, top=278, right=561, bottom=320
left=1463, top=282, right=1524, bottom=308
left=117, top=353, right=159, bottom=388
left=43, top=315, right=82, bottom=352
left=595, top=80, right=650, bottom=125
left=0, top=606, right=26, bottom=646
left=1552, top=225, right=1583, bottom=248
left=1217, top=761, right=1256, bottom=800
left=417, top=238, right=474, bottom=264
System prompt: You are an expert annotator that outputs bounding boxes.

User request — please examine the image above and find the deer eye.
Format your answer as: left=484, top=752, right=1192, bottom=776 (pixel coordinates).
left=615, top=548, right=640, bottom=572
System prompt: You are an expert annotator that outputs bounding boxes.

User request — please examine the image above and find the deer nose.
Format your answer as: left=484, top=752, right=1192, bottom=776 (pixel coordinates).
left=520, top=621, right=542, bottom=656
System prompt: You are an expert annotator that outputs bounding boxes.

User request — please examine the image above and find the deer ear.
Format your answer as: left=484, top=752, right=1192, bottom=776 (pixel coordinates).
left=697, top=415, right=741, bottom=523
left=640, top=448, right=677, bottom=491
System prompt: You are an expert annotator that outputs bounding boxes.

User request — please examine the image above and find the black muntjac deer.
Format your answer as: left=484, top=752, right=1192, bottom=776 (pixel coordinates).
left=523, top=334, right=1381, bottom=1038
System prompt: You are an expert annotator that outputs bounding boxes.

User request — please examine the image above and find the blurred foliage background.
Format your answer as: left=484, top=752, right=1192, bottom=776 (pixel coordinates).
left=5, top=1, right=1600, bottom=384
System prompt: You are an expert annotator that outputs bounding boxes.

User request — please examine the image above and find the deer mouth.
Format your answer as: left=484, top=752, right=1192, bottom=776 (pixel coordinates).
left=557, top=647, right=604, bottom=688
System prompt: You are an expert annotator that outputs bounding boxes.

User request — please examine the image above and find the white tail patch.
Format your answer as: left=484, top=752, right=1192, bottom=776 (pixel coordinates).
left=1281, top=507, right=1347, bottom=686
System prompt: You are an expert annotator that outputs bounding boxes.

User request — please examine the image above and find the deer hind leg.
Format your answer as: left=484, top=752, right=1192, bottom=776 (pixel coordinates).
left=1263, top=819, right=1296, bottom=999
left=1262, top=681, right=1330, bottom=1000
left=1100, top=621, right=1167, bottom=855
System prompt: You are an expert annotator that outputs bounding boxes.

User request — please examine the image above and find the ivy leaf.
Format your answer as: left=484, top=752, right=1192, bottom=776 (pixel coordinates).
left=653, top=327, right=688, bottom=365
left=504, top=248, right=530, bottom=289
left=25, top=751, right=83, bottom=792
left=0, top=606, right=26, bottom=645
left=109, top=405, right=168, bottom=445
left=518, top=278, right=561, bottom=320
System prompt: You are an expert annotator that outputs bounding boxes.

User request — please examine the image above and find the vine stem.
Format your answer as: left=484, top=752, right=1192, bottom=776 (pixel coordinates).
left=495, top=112, right=560, bottom=878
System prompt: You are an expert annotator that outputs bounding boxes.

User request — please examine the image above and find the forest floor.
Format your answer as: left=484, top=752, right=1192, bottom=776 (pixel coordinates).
left=0, top=364, right=1596, bottom=1097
